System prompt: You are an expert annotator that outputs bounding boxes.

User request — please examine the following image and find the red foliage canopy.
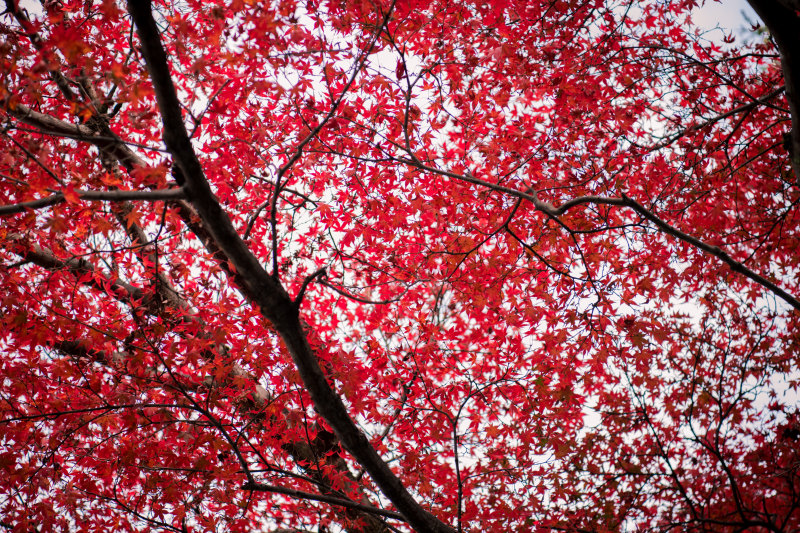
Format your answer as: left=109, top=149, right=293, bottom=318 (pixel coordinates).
left=1, top=0, right=799, bottom=531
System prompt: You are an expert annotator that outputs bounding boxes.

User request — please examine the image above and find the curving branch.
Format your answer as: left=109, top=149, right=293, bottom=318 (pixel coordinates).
left=319, top=280, right=404, bottom=305
left=2, top=75, right=394, bottom=533
left=643, top=85, right=787, bottom=153
left=3, top=0, right=79, bottom=102
left=398, top=155, right=562, bottom=215
left=4, top=235, right=157, bottom=312
left=3, top=8, right=419, bottom=532
left=9, top=240, right=391, bottom=532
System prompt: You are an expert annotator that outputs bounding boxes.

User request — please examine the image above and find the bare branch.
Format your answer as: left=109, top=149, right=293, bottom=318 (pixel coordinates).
left=319, top=280, right=403, bottom=305
left=293, top=268, right=327, bottom=307
left=621, top=193, right=800, bottom=311
left=5, top=235, right=156, bottom=311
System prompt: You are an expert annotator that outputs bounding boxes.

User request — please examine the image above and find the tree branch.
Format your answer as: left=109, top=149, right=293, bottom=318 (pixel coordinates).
left=293, top=268, right=327, bottom=307
left=0, top=187, right=185, bottom=216
left=4, top=0, right=79, bottom=102
left=395, top=156, right=800, bottom=311
left=243, top=482, right=405, bottom=522
left=4, top=104, right=145, bottom=171
left=644, top=86, right=787, bottom=153
left=621, top=193, right=800, bottom=311
left=126, top=2, right=455, bottom=531
left=5, top=235, right=157, bottom=311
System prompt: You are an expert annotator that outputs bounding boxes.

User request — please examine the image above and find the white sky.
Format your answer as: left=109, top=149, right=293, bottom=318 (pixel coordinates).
left=693, top=0, right=760, bottom=36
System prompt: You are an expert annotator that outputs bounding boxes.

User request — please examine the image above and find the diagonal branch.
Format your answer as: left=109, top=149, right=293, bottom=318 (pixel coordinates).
left=2, top=39, right=394, bottom=533
left=397, top=156, right=800, bottom=311
left=4, top=0, right=78, bottom=102
left=126, top=1, right=456, bottom=532
left=5, top=234, right=157, bottom=311
left=4, top=104, right=145, bottom=171
left=620, top=193, right=800, bottom=311
left=642, top=86, right=786, bottom=153
left=4, top=103, right=392, bottom=533
left=14, top=251, right=389, bottom=532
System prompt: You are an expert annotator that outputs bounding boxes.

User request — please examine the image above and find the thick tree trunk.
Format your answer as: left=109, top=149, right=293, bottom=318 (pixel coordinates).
left=746, top=0, right=800, bottom=183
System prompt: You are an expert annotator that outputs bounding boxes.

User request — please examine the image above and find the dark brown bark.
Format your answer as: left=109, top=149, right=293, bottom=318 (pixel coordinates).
left=746, top=0, right=800, bottom=183
left=126, top=1, right=456, bottom=531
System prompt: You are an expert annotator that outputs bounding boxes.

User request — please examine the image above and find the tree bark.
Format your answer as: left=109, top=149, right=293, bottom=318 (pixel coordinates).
left=746, top=0, right=800, bottom=183
left=126, top=1, right=456, bottom=531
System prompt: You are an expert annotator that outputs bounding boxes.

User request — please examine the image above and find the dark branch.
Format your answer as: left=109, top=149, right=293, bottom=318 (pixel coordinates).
left=4, top=104, right=145, bottom=171
left=294, top=268, right=327, bottom=307
left=396, top=157, right=800, bottom=311
left=242, top=482, right=405, bottom=521
left=621, top=193, right=800, bottom=311
left=5, top=235, right=156, bottom=311
left=319, top=280, right=403, bottom=305
left=0, top=187, right=185, bottom=216
left=126, top=2, right=456, bottom=531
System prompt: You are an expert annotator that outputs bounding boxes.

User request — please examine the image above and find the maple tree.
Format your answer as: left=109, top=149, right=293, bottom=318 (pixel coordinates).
left=1, top=0, right=800, bottom=530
